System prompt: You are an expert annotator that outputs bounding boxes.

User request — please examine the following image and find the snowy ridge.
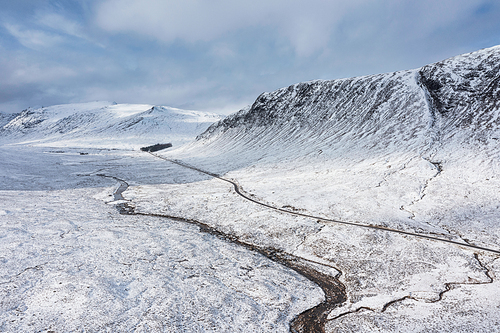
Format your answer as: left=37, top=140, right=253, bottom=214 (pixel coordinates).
left=191, top=71, right=428, bottom=165
left=166, top=46, right=500, bottom=174
left=0, top=102, right=222, bottom=149
left=0, top=112, right=18, bottom=129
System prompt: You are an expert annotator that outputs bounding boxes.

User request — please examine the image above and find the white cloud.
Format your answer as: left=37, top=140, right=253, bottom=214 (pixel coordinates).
left=94, top=0, right=486, bottom=58
left=4, top=24, right=64, bottom=50
left=210, top=43, right=237, bottom=60
left=36, top=12, right=85, bottom=39
left=96, top=0, right=262, bottom=41
left=11, top=63, right=77, bottom=84
left=94, top=0, right=364, bottom=56
left=1, top=0, right=497, bottom=114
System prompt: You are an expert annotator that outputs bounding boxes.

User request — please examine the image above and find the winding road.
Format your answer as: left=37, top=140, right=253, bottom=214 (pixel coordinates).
left=150, top=152, right=500, bottom=256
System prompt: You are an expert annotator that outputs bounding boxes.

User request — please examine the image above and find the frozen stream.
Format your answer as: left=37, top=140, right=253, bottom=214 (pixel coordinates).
left=0, top=146, right=323, bottom=332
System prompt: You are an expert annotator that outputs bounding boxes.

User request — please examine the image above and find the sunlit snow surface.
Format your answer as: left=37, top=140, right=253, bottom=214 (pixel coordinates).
left=0, top=102, right=222, bottom=149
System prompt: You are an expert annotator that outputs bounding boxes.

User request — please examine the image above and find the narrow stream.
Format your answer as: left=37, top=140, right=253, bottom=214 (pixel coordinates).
left=113, top=181, right=129, bottom=201
left=96, top=174, right=129, bottom=201
left=118, top=201, right=346, bottom=333
left=104, top=174, right=346, bottom=333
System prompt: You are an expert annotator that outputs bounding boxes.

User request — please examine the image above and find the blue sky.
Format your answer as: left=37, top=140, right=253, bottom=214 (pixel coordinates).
left=1, top=0, right=499, bottom=114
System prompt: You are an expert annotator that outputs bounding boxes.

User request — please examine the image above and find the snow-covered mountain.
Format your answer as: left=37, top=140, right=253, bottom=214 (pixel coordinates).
left=169, top=45, right=500, bottom=172
left=159, top=45, right=500, bottom=254
left=0, top=101, right=222, bottom=149
left=2, top=46, right=500, bottom=333
left=146, top=45, right=500, bottom=331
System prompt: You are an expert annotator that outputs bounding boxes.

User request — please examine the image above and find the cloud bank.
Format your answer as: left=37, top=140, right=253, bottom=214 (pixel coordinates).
left=0, top=0, right=499, bottom=113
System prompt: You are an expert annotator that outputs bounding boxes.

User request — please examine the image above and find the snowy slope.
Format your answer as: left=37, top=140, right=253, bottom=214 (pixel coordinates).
left=169, top=45, right=500, bottom=171
left=156, top=45, right=500, bottom=244
left=0, top=102, right=222, bottom=149
left=160, top=46, right=500, bottom=236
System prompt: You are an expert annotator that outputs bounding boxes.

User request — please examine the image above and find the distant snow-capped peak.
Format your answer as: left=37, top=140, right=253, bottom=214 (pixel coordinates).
left=0, top=102, right=222, bottom=149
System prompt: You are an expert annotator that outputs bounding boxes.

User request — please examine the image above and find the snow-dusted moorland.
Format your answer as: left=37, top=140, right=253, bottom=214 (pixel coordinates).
left=0, top=102, right=221, bottom=149
left=2, top=46, right=500, bottom=332
left=0, top=146, right=320, bottom=332
left=146, top=45, right=500, bottom=331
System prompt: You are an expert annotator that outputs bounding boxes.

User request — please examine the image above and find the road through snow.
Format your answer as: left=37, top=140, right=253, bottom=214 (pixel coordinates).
left=149, top=153, right=500, bottom=256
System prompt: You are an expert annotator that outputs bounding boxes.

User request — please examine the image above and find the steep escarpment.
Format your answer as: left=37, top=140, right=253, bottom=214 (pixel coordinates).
left=168, top=46, right=500, bottom=175
left=193, top=70, right=429, bottom=163
left=418, top=48, right=500, bottom=118
left=417, top=47, right=500, bottom=143
left=0, top=112, right=21, bottom=129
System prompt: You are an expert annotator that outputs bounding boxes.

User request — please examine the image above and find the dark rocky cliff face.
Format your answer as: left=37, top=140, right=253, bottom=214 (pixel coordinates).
left=0, top=112, right=19, bottom=129
left=200, top=71, right=423, bottom=139
left=417, top=48, right=500, bottom=134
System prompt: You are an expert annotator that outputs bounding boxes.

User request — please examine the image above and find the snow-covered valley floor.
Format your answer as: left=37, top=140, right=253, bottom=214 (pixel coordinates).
left=0, top=146, right=323, bottom=332
left=131, top=150, right=500, bottom=332
left=1, top=143, right=500, bottom=332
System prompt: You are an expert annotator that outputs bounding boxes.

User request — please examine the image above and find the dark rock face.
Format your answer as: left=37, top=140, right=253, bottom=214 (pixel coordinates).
left=2, top=109, right=47, bottom=133
left=201, top=71, right=425, bottom=142
left=418, top=47, right=500, bottom=132
left=0, top=112, right=19, bottom=128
